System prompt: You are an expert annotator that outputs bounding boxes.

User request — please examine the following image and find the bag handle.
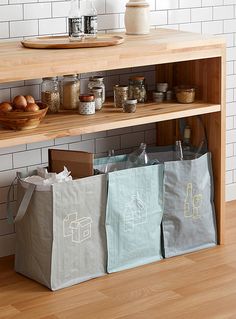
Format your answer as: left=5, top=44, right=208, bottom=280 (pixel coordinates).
left=7, top=176, right=36, bottom=224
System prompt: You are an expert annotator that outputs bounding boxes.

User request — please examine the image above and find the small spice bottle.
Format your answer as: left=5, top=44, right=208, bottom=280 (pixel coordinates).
left=156, top=82, right=168, bottom=93
left=128, top=76, right=147, bottom=103
left=123, top=99, right=137, bottom=113
left=88, top=76, right=105, bottom=103
left=153, top=92, right=164, bottom=103
left=79, top=94, right=95, bottom=115
left=41, top=77, right=60, bottom=113
left=166, top=90, right=173, bottom=101
left=113, top=85, right=128, bottom=108
left=61, top=74, right=80, bottom=110
left=91, top=86, right=103, bottom=110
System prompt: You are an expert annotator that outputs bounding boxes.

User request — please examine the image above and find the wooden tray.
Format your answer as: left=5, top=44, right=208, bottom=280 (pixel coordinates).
left=21, top=35, right=124, bottom=49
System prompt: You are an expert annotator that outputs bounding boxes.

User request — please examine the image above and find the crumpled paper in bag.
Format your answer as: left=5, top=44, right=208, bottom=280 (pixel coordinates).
left=24, top=166, right=72, bottom=186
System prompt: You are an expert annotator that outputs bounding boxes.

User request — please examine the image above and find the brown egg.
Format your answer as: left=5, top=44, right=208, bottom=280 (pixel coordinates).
left=13, top=95, right=27, bottom=110
left=25, top=95, right=35, bottom=104
left=0, top=102, right=12, bottom=112
left=25, top=103, right=40, bottom=112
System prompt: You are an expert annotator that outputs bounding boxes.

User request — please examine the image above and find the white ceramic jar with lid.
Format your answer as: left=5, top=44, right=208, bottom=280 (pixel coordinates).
left=125, top=0, right=150, bottom=35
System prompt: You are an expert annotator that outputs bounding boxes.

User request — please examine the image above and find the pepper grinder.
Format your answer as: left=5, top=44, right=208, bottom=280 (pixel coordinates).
left=124, top=0, right=150, bottom=35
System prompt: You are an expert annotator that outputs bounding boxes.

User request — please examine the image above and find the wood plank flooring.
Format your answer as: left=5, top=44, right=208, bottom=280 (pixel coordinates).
left=1, top=201, right=236, bottom=319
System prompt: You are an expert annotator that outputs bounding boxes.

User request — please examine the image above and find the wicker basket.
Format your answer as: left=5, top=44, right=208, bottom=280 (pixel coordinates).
left=0, top=103, right=48, bottom=130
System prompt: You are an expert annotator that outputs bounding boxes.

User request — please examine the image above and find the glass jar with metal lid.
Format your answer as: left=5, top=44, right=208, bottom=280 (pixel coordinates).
left=61, top=74, right=80, bottom=110
left=128, top=76, right=147, bottom=103
left=91, top=86, right=103, bottom=110
left=113, top=85, right=128, bottom=108
left=41, top=77, right=60, bottom=113
left=88, top=76, right=105, bottom=103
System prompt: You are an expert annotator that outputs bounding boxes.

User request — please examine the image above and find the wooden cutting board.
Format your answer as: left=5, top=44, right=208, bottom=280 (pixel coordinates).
left=21, top=35, right=124, bottom=49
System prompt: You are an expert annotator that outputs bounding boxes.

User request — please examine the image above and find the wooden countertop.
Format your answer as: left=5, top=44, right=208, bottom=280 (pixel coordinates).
left=0, top=28, right=225, bottom=83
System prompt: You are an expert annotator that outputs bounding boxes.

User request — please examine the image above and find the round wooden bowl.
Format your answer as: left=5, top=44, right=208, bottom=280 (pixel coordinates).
left=0, top=103, right=48, bottom=130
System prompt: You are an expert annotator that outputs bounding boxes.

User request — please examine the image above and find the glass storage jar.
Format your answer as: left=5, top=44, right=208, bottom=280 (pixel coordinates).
left=128, top=76, right=147, bottom=103
left=91, top=86, right=103, bottom=110
left=88, top=76, right=105, bottom=103
left=41, top=77, right=60, bottom=113
left=61, top=74, right=80, bottom=110
left=123, top=98, right=137, bottom=113
left=113, top=85, right=128, bottom=108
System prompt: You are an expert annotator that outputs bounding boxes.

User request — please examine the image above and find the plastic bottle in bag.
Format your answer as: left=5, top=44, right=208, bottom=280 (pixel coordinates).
left=126, top=143, right=150, bottom=168
left=104, top=150, right=116, bottom=173
left=175, top=140, right=184, bottom=161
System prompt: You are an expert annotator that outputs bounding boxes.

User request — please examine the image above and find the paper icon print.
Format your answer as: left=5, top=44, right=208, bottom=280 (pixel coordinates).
left=63, top=213, right=92, bottom=243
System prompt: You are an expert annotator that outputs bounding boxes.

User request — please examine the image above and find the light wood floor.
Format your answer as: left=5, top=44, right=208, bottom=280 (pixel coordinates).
left=1, top=201, right=236, bottom=319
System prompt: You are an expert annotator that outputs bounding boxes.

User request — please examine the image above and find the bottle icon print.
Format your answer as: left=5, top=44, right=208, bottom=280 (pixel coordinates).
left=184, top=183, right=193, bottom=218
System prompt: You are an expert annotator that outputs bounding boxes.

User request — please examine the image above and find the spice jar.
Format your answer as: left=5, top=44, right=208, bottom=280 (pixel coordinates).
left=128, top=76, right=147, bottom=103
left=79, top=94, right=95, bottom=115
left=41, top=77, right=60, bottom=113
left=175, top=86, right=196, bottom=104
left=153, top=92, right=164, bottom=103
left=114, top=85, right=128, bottom=108
left=91, top=86, right=103, bottom=110
left=156, top=82, right=168, bottom=93
left=88, top=76, right=105, bottom=103
left=123, top=99, right=137, bottom=113
left=61, top=74, right=80, bottom=110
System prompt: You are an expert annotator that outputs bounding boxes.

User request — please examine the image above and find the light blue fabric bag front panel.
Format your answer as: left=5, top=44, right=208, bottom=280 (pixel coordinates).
left=162, top=152, right=217, bottom=258
left=106, top=164, right=164, bottom=273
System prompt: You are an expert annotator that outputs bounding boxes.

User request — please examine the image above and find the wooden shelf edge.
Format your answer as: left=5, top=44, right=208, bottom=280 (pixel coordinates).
left=0, top=102, right=221, bottom=148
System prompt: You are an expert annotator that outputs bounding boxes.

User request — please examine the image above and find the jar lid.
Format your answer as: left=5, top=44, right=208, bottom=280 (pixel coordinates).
left=63, top=74, right=78, bottom=78
left=89, top=76, right=104, bottom=81
left=125, top=99, right=137, bottom=105
left=126, top=1, right=149, bottom=8
left=42, top=77, right=58, bottom=81
left=91, top=86, right=103, bottom=92
left=79, top=94, right=95, bottom=102
left=114, top=84, right=129, bottom=90
left=129, top=76, right=145, bottom=81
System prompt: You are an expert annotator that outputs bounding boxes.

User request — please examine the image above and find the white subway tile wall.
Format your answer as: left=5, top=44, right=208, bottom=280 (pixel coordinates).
left=0, top=0, right=234, bottom=256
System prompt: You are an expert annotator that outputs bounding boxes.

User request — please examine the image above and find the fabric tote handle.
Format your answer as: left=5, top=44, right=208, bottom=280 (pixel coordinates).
left=7, top=177, right=36, bottom=224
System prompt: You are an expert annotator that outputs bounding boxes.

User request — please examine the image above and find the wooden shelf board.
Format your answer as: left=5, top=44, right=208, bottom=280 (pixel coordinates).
left=0, top=101, right=221, bottom=148
left=0, top=29, right=225, bottom=83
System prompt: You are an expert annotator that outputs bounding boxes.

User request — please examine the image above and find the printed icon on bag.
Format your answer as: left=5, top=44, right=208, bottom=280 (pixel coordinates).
left=63, top=213, right=92, bottom=243
left=124, top=194, right=147, bottom=232
left=184, top=183, right=202, bottom=219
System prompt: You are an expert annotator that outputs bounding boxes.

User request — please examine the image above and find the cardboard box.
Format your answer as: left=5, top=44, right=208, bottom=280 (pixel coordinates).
left=48, top=149, right=94, bottom=179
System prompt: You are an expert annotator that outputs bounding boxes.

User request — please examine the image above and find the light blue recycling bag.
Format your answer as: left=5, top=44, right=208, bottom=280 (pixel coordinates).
left=106, top=164, right=164, bottom=273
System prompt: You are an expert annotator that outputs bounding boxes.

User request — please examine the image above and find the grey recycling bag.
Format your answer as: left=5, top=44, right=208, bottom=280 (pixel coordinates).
left=162, top=152, right=217, bottom=257
left=15, top=174, right=107, bottom=291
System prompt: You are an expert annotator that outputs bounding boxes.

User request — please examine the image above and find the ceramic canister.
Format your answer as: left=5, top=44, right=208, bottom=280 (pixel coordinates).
left=125, top=0, right=150, bottom=35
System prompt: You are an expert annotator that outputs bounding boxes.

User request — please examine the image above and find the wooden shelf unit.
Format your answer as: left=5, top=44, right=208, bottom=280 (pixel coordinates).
left=0, top=28, right=226, bottom=243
